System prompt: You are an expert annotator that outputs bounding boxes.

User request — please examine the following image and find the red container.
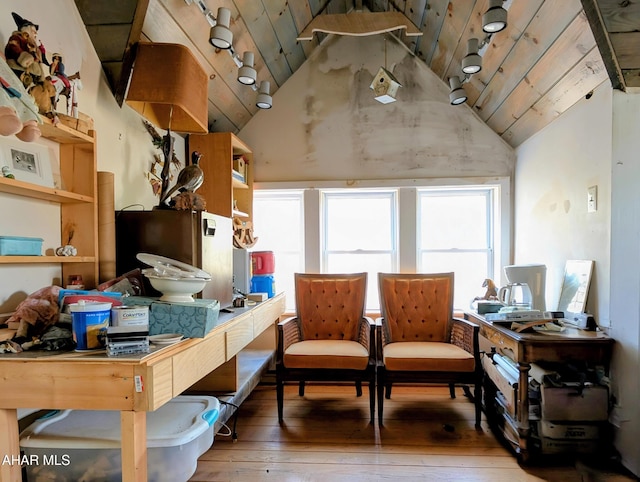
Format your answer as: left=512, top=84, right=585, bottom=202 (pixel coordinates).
left=251, top=251, right=275, bottom=275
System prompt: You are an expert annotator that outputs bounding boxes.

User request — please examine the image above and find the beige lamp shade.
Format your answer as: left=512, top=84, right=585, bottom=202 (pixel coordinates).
left=126, top=42, right=208, bottom=133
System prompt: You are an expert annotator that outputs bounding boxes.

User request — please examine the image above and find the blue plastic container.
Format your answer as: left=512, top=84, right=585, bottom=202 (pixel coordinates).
left=250, top=274, right=275, bottom=298
left=0, top=236, right=43, bottom=255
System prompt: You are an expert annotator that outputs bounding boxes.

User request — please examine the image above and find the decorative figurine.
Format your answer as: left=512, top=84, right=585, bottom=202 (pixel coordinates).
left=4, top=12, right=49, bottom=90
left=0, top=55, right=41, bottom=141
left=2, top=166, right=15, bottom=179
left=473, top=278, right=498, bottom=301
left=49, top=52, right=82, bottom=117
left=161, top=151, right=205, bottom=205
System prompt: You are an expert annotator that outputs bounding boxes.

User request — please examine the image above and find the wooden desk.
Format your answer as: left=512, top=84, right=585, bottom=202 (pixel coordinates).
left=464, top=311, right=614, bottom=461
left=0, top=293, right=285, bottom=482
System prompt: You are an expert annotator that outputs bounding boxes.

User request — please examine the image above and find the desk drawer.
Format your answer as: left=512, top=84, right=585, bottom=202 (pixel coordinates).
left=482, top=355, right=517, bottom=417
left=479, top=327, right=519, bottom=361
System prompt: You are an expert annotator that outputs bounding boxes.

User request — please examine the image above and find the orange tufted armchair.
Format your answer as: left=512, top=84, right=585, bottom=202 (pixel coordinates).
left=377, top=272, right=482, bottom=427
left=276, top=273, right=376, bottom=424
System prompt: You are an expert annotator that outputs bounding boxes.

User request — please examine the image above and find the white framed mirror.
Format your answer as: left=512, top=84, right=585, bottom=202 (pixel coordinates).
left=557, top=260, right=594, bottom=313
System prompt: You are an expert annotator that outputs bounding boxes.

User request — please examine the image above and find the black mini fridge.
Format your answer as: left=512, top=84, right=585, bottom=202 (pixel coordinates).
left=116, top=210, right=233, bottom=308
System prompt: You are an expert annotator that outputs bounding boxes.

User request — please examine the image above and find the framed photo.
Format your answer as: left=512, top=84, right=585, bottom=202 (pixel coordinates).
left=0, top=138, right=55, bottom=188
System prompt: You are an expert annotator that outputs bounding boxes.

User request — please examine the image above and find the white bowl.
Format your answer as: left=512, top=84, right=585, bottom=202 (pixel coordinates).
left=145, top=275, right=209, bottom=303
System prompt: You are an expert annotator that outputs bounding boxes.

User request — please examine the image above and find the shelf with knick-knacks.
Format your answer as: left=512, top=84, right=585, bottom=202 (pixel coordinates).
left=0, top=117, right=98, bottom=288
left=187, top=132, right=254, bottom=223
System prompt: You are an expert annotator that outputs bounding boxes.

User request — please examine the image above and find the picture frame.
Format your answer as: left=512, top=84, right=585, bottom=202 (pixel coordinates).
left=0, top=138, right=55, bottom=188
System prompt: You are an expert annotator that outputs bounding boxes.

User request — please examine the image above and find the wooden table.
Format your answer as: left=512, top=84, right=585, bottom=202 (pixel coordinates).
left=464, top=311, right=614, bottom=461
left=0, top=293, right=285, bottom=482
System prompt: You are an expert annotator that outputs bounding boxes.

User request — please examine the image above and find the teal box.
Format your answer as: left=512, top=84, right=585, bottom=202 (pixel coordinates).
left=124, top=297, right=220, bottom=338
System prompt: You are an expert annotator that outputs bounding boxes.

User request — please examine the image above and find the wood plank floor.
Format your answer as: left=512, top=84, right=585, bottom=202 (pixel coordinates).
left=190, top=384, right=636, bottom=482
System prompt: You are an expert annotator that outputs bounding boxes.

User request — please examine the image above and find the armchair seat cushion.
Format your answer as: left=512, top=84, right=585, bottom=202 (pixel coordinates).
left=284, top=340, right=370, bottom=370
left=383, top=341, right=475, bottom=372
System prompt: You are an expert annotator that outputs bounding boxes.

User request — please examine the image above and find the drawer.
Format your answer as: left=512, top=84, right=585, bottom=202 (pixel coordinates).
left=482, top=355, right=518, bottom=417
left=226, top=316, right=254, bottom=360
left=479, top=327, right=519, bottom=361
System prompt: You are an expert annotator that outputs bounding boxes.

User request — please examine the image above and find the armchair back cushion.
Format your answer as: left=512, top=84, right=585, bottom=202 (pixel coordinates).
left=379, top=274, right=453, bottom=344
left=295, top=274, right=367, bottom=341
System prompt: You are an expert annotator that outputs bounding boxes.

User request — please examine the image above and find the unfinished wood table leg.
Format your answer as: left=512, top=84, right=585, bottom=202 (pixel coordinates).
left=120, top=411, right=147, bottom=482
left=0, top=408, right=21, bottom=482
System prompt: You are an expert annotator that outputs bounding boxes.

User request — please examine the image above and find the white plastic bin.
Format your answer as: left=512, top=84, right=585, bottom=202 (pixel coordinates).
left=20, top=395, right=219, bottom=482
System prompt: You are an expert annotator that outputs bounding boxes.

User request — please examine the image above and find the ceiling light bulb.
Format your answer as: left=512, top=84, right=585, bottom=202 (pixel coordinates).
left=461, top=38, right=482, bottom=74
left=256, top=81, right=272, bottom=109
left=237, top=51, right=257, bottom=85
left=483, top=0, right=508, bottom=33
left=449, top=76, right=467, bottom=105
left=210, top=7, right=233, bottom=49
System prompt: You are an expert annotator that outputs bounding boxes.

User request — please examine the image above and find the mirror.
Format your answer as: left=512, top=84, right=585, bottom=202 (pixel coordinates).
left=557, top=260, right=594, bottom=313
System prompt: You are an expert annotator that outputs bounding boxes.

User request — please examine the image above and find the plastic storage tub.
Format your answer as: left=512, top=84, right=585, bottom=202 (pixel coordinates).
left=0, top=236, right=43, bottom=255
left=20, top=395, right=219, bottom=482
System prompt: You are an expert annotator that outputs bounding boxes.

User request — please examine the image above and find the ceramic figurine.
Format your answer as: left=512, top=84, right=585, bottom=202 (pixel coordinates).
left=2, top=166, right=15, bottom=179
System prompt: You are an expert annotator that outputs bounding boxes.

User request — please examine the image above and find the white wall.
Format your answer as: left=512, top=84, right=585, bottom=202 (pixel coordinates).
left=609, top=90, right=640, bottom=476
left=0, top=0, right=183, bottom=310
left=240, top=34, right=515, bottom=183
left=516, top=82, right=640, bottom=475
left=514, top=82, right=612, bottom=321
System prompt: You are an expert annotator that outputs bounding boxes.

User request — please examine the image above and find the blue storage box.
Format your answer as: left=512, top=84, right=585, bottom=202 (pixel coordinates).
left=0, top=236, right=43, bottom=255
left=124, top=296, right=220, bottom=338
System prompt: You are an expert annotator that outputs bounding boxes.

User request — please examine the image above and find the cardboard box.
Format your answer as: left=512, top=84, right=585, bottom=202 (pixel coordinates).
left=124, top=297, right=220, bottom=338
left=541, top=385, right=608, bottom=421
left=538, top=420, right=600, bottom=440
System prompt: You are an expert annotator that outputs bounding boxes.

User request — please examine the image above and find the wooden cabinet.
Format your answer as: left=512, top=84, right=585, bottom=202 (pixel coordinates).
left=186, top=132, right=253, bottom=223
left=0, top=118, right=98, bottom=288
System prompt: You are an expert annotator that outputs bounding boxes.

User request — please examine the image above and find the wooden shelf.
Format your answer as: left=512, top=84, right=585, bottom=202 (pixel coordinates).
left=0, top=256, right=96, bottom=264
left=232, top=177, right=249, bottom=189
left=0, top=177, right=94, bottom=204
left=39, top=116, right=94, bottom=144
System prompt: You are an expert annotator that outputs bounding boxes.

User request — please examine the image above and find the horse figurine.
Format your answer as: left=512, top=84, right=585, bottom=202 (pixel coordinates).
left=49, top=53, right=82, bottom=117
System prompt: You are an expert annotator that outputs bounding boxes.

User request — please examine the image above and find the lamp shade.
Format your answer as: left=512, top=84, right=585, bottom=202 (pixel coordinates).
left=256, top=81, right=272, bottom=109
left=210, top=7, right=233, bottom=49
left=237, top=51, right=257, bottom=85
left=449, top=76, right=467, bottom=105
left=126, top=43, right=208, bottom=133
left=483, top=0, right=507, bottom=33
left=462, top=38, right=482, bottom=74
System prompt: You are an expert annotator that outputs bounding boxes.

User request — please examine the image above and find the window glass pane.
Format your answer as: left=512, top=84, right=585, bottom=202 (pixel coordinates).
left=421, top=251, right=489, bottom=309
left=253, top=191, right=304, bottom=312
left=326, top=253, right=394, bottom=311
left=325, top=193, right=393, bottom=251
left=420, top=193, right=488, bottom=249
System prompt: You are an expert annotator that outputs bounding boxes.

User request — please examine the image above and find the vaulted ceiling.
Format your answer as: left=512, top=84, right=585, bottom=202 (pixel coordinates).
left=75, top=0, right=635, bottom=148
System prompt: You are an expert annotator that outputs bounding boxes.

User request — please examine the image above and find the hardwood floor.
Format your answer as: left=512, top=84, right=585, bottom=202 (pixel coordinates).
left=190, top=384, right=635, bottom=482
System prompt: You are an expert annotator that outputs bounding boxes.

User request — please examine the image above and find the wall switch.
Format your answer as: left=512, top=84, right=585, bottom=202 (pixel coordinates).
left=587, top=185, right=597, bottom=213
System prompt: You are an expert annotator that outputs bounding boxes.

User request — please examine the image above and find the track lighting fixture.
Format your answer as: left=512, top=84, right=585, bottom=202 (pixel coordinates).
left=462, top=38, right=482, bottom=74
left=209, top=7, right=233, bottom=49
left=449, top=76, right=467, bottom=105
left=256, top=82, right=272, bottom=109
left=237, top=51, right=257, bottom=85
left=187, top=0, right=274, bottom=110
left=483, top=0, right=508, bottom=34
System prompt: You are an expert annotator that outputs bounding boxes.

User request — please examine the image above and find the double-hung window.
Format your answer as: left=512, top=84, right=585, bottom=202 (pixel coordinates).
left=321, top=189, right=398, bottom=310
left=417, top=188, right=496, bottom=308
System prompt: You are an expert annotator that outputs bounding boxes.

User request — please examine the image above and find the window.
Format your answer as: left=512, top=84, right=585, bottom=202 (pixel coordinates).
left=322, top=190, right=397, bottom=310
left=252, top=190, right=304, bottom=312
left=418, top=188, right=495, bottom=308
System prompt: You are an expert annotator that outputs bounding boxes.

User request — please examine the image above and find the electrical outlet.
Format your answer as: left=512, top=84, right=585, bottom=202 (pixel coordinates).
left=587, top=185, right=597, bottom=213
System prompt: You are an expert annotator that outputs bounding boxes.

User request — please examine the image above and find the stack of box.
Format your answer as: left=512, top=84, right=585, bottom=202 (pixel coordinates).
left=528, top=364, right=609, bottom=454
left=106, top=306, right=150, bottom=356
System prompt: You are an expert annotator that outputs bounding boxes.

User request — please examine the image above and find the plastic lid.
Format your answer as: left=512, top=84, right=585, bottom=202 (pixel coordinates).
left=137, top=253, right=211, bottom=280
left=20, top=396, right=220, bottom=449
left=68, top=300, right=113, bottom=312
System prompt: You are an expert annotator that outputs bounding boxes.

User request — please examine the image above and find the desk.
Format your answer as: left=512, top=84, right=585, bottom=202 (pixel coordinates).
left=464, top=311, right=614, bottom=461
left=0, top=293, right=285, bottom=482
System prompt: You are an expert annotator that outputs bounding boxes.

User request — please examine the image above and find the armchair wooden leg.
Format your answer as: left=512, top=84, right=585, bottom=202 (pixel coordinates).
left=377, top=375, right=385, bottom=426
left=475, top=381, right=482, bottom=428
left=277, top=380, right=284, bottom=423
left=369, top=378, right=375, bottom=424
left=385, top=384, right=392, bottom=399
left=299, top=381, right=305, bottom=396
left=355, top=380, right=363, bottom=397
left=449, top=384, right=456, bottom=399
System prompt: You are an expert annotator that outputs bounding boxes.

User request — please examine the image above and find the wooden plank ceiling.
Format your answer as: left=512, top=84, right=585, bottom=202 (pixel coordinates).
left=75, top=0, right=632, bottom=148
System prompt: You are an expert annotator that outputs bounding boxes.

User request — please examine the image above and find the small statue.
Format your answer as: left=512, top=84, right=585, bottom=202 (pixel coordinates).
left=2, top=166, right=15, bottom=179
left=4, top=12, right=49, bottom=90
left=473, top=278, right=498, bottom=301
left=161, top=151, right=205, bottom=205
